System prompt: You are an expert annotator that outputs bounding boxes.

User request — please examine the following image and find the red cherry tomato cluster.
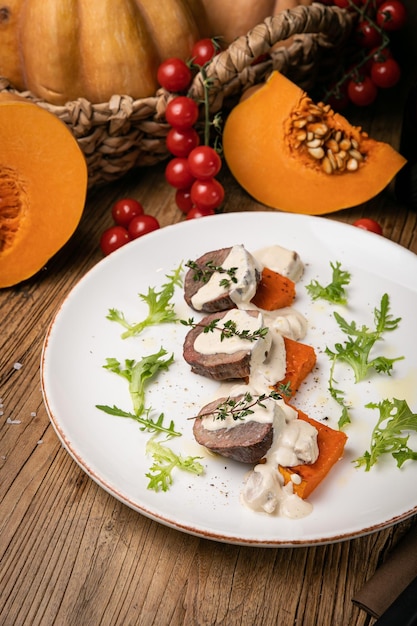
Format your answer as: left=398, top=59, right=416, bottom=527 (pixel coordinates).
left=157, top=39, right=225, bottom=218
left=100, top=198, right=160, bottom=255
left=318, top=0, right=406, bottom=108
left=157, top=39, right=219, bottom=94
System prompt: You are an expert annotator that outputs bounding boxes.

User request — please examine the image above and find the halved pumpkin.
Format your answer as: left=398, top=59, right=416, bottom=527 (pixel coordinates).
left=0, top=95, right=87, bottom=288
left=223, top=71, right=406, bottom=214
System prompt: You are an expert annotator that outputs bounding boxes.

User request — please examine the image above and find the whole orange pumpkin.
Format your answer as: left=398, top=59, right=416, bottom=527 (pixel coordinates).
left=0, top=0, right=209, bottom=105
left=199, top=0, right=313, bottom=44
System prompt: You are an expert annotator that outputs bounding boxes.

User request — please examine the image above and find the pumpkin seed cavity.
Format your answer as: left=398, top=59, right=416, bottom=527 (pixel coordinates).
left=0, top=167, right=25, bottom=253
left=288, top=97, right=367, bottom=175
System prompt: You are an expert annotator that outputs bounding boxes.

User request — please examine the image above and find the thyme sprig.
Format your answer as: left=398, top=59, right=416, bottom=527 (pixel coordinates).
left=194, top=391, right=284, bottom=422
left=185, top=259, right=238, bottom=289
left=181, top=317, right=269, bottom=342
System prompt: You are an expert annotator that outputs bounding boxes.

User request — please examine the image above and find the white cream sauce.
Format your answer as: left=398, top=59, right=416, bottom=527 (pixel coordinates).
left=190, top=243, right=318, bottom=519
left=240, top=399, right=318, bottom=518
left=194, top=308, right=287, bottom=393
left=263, top=308, right=308, bottom=342
left=254, top=244, right=304, bottom=282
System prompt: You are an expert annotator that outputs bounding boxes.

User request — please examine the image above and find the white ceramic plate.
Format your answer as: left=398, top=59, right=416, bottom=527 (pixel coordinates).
left=41, top=212, right=417, bottom=547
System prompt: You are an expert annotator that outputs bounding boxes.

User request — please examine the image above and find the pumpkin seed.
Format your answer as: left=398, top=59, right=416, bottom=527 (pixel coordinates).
left=308, top=146, right=325, bottom=159
left=306, top=138, right=323, bottom=149
left=322, top=157, right=333, bottom=174
left=346, top=158, right=359, bottom=171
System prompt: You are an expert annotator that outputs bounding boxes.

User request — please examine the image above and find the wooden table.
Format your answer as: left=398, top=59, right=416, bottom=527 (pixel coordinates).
left=2, top=21, right=417, bottom=626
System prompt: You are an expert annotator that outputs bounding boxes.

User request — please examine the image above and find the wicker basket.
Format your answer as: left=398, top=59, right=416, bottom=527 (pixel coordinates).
left=0, top=3, right=354, bottom=188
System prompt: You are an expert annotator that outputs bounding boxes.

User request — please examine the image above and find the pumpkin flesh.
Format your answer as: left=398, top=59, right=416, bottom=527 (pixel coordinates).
left=223, top=71, right=407, bottom=214
left=0, top=95, right=87, bottom=288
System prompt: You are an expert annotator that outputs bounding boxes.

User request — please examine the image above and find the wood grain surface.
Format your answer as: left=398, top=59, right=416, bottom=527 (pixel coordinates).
left=1, top=4, right=417, bottom=624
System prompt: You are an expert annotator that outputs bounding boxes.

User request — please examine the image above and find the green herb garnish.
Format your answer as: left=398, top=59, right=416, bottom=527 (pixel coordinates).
left=145, top=437, right=204, bottom=492
left=196, top=391, right=284, bottom=422
left=107, top=264, right=183, bottom=338
left=96, top=405, right=180, bottom=438
left=326, top=293, right=403, bottom=383
left=306, top=261, right=351, bottom=304
left=181, top=317, right=269, bottom=342
left=97, top=347, right=204, bottom=490
left=326, top=293, right=404, bottom=428
left=185, top=259, right=238, bottom=289
left=100, top=348, right=174, bottom=416
left=355, top=399, right=417, bottom=471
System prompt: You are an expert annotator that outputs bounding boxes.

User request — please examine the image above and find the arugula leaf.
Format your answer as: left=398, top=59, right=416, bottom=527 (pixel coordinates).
left=95, top=405, right=181, bottom=438
left=326, top=293, right=403, bottom=384
left=145, top=437, right=204, bottom=492
left=107, top=264, right=183, bottom=338
left=306, top=261, right=351, bottom=305
left=102, top=348, right=174, bottom=416
left=355, top=399, right=417, bottom=471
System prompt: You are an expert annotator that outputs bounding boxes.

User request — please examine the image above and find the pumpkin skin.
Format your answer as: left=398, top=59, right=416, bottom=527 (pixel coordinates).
left=199, top=0, right=312, bottom=44
left=0, top=0, right=208, bottom=105
left=0, top=0, right=26, bottom=91
left=0, top=94, right=87, bottom=288
left=223, top=71, right=406, bottom=215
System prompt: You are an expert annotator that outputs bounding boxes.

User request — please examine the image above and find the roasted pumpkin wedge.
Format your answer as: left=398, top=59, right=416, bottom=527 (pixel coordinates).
left=223, top=71, right=406, bottom=214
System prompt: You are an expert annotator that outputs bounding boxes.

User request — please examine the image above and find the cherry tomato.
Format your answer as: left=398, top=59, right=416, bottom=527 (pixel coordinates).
left=166, top=127, right=200, bottom=157
left=369, top=45, right=392, bottom=63
left=165, top=96, right=199, bottom=130
left=353, top=218, right=383, bottom=234
left=111, top=198, right=144, bottom=227
left=186, top=206, right=216, bottom=219
left=188, top=146, right=222, bottom=180
left=175, top=188, right=194, bottom=214
left=157, top=58, right=192, bottom=92
left=355, top=19, right=383, bottom=48
left=370, top=57, right=401, bottom=88
left=165, top=157, right=195, bottom=189
left=191, top=38, right=218, bottom=67
left=377, top=1, right=407, bottom=31
left=190, top=178, right=225, bottom=211
left=364, top=45, right=392, bottom=72
left=128, top=214, right=160, bottom=239
left=334, top=0, right=362, bottom=8
left=100, top=226, right=131, bottom=255
left=347, top=76, right=378, bottom=106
